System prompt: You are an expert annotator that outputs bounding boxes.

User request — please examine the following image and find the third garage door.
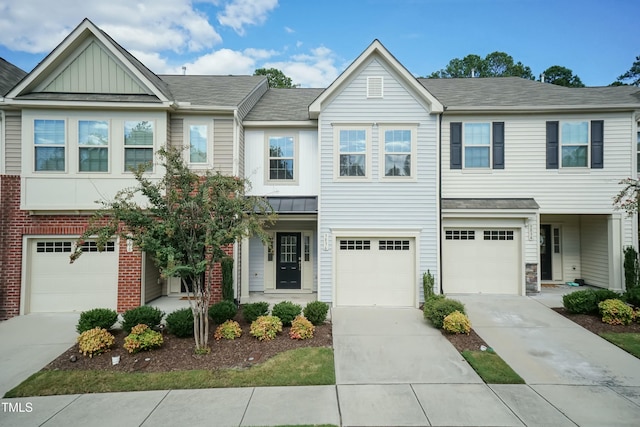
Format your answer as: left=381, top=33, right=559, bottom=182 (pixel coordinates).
left=442, top=229, right=520, bottom=294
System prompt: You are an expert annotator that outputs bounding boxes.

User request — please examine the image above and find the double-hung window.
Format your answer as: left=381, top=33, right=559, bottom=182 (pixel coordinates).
left=34, top=119, right=65, bottom=172
left=186, top=122, right=211, bottom=167
left=78, top=120, right=109, bottom=172
left=464, top=123, right=491, bottom=168
left=268, top=135, right=295, bottom=181
left=450, top=122, right=504, bottom=170
left=337, top=129, right=368, bottom=178
left=124, top=120, right=154, bottom=171
left=560, top=122, right=588, bottom=167
left=383, top=129, right=412, bottom=177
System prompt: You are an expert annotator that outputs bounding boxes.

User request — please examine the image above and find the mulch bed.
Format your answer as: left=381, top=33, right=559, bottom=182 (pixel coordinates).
left=441, top=328, right=489, bottom=353
left=552, top=307, right=640, bottom=334
left=44, top=312, right=332, bottom=373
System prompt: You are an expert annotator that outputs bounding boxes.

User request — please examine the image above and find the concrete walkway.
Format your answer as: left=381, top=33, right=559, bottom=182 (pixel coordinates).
left=2, top=301, right=640, bottom=426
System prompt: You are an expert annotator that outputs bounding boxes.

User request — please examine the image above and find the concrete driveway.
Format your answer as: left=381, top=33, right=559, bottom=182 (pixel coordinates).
left=0, top=313, right=78, bottom=397
left=332, top=306, right=481, bottom=384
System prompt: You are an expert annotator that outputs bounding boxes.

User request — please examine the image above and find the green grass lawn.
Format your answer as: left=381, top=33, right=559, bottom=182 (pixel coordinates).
left=461, top=350, right=525, bottom=384
left=4, top=347, right=335, bottom=398
left=599, top=332, right=640, bottom=358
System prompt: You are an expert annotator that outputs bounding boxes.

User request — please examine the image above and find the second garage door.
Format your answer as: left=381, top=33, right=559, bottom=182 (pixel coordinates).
left=28, top=239, right=118, bottom=313
left=335, top=237, right=415, bottom=307
left=442, top=229, right=520, bottom=294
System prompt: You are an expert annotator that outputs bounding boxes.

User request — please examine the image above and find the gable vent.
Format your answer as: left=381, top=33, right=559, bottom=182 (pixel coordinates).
left=367, top=76, right=383, bottom=98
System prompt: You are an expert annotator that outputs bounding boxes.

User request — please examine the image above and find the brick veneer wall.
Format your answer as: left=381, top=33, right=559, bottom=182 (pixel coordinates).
left=0, top=175, right=227, bottom=319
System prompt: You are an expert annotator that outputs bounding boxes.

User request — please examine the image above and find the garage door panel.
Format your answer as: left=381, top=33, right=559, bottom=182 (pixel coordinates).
left=443, top=229, right=520, bottom=295
left=336, top=238, right=415, bottom=307
left=29, top=239, right=118, bottom=313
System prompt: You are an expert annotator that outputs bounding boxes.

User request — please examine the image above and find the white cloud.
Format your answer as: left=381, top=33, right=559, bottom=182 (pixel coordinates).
left=263, top=45, right=340, bottom=88
left=217, top=0, right=278, bottom=35
left=243, top=48, right=278, bottom=60
left=176, top=48, right=256, bottom=75
left=284, top=26, right=295, bottom=34
left=0, top=0, right=221, bottom=54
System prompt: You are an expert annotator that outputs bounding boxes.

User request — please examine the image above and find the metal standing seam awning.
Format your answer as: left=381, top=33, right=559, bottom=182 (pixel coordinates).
left=265, top=196, right=318, bottom=214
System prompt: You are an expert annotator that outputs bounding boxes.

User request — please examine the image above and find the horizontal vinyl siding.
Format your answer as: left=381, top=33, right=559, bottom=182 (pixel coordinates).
left=249, top=237, right=264, bottom=292
left=4, top=110, right=21, bottom=174
left=318, top=57, right=438, bottom=303
left=239, top=123, right=245, bottom=177
left=442, top=113, right=635, bottom=213
left=580, top=215, right=609, bottom=287
left=214, top=119, right=233, bottom=174
left=169, top=117, right=184, bottom=148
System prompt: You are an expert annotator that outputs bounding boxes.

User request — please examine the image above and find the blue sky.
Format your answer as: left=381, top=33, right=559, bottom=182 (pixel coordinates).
left=0, top=0, right=637, bottom=87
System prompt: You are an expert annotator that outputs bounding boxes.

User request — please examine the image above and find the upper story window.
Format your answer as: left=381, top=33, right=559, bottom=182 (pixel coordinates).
left=124, top=120, right=154, bottom=171
left=450, top=122, right=504, bottom=170
left=546, top=120, right=603, bottom=169
left=78, top=120, right=109, bottom=172
left=34, top=119, right=65, bottom=172
left=337, top=128, right=368, bottom=178
left=560, top=122, right=588, bottom=167
left=186, top=122, right=211, bottom=167
left=381, top=127, right=415, bottom=179
left=268, top=135, right=295, bottom=181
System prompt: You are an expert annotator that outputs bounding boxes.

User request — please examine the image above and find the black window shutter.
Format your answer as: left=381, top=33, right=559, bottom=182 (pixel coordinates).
left=546, top=121, right=559, bottom=169
left=492, top=122, right=505, bottom=169
left=450, top=122, right=462, bottom=169
left=591, top=120, right=604, bottom=169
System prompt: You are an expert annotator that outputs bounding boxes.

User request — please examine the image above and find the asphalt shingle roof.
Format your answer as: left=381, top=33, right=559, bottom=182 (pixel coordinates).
left=0, top=58, right=27, bottom=96
left=419, top=77, right=640, bottom=109
left=442, top=198, right=540, bottom=210
left=159, top=75, right=267, bottom=108
left=244, top=88, right=325, bottom=121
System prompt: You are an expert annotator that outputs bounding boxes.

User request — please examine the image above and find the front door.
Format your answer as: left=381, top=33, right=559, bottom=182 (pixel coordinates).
left=276, top=232, right=302, bottom=289
left=540, top=225, right=552, bottom=281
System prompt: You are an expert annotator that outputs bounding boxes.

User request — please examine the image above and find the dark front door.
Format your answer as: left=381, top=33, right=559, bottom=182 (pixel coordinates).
left=540, top=225, right=552, bottom=281
left=276, top=232, right=302, bottom=289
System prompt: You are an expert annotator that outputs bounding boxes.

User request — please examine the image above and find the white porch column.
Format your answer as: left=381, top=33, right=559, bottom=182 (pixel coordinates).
left=240, top=237, right=250, bottom=300
left=608, top=214, right=624, bottom=292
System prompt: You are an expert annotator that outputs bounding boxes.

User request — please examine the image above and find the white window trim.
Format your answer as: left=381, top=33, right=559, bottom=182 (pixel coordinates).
left=77, top=119, right=111, bottom=174
left=265, top=131, right=299, bottom=185
left=183, top=119, right=214, bottom=169
left=333, top=125, right=372, bottom=182
left=123, top=119, right=156, bottom=173
left=378, top=125, right=417, bottom=181
left=33, top=118, right=68, bottom=173
left=560, top=120, right=590, bottom=169
left=462, top=122, right=491, bottom=170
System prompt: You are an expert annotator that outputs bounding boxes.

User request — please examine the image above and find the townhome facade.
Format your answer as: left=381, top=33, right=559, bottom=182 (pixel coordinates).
left=1, top=19, right=639, bottom=319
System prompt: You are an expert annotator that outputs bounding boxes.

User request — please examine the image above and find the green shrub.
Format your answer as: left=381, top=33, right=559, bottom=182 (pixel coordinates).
left=208, top=300, right=237, bottom=324
left=242, top=301, right=270, bottom=323
left=624, top=246, right=640, bottom=290
left=563, top=289, right=621, bottom=315
left=443, top=310, right=471, bottom=334
left=272, top=301, right=302, bottom=326
left=424, top=297, right=465, bottom=329
left=121, top=306, right=164, bottom=333
left=221, top=257, right=234, bottom=302
left=303, top=301, right=329, bottom=326
left=250, top=315, right=283, bottom=341
left=289, top=315, right=315, bottom=340
left=214, top=320, right=242, bottom=340
left=423, top=294, right=445, bottom=319
left=423, top=270, right=435, bottom=301
left=76, top=308, right=118, bottom=334
left=623, top=287, right=640, bottom=307
left=165, top=308, right=194, bottom=337
left=599, top=299, right=634, bottom=326
left=124, top=324, right=164, bottom=353
left=77, top=327, right=115, bottom=358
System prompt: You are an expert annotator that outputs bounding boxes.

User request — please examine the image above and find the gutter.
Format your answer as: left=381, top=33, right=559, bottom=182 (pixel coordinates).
left=445, top=105, right=640, bottom=114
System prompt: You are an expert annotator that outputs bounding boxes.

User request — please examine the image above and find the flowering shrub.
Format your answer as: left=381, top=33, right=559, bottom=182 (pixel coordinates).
left=250, top=315, right=283, bottom=341
left=599, top=299, right=634, bottom=326
left=289, top=315, right=315, bottom=340
left=77, top=327, right=115, bottom=358
left=214, top=320, right=243, bottom=340
left=443, top=310, right=471, bottom=334
left=124, top=324, right=164, bottom=353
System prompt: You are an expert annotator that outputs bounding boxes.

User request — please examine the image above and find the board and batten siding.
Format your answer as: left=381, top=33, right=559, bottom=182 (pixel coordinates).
left=244, top=129, right=319, bottom=196
left=248, top=236, right=264, bottom=292
left=317, top=57, right=439, bottom=304
left=441, top=113, right=635, bottom=213
left=4, top=110, right=21, bottom=174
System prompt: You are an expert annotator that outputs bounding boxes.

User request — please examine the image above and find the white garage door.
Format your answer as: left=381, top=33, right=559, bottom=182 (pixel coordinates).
left=442, top=229, right=520, bottom=294
left=29, top=239, right=118, bottom=313
left=336, top=238, right=415, bottom=306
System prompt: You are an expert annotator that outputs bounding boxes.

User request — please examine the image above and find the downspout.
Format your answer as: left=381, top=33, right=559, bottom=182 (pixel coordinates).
left=437, top=112, right=443, bottom=294
left=0, top=109, right=5, bottom=175
left=232, top=109, right=241, bottom=304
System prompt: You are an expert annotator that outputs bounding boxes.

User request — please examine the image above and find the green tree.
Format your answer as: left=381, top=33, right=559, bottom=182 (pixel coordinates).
left=426, top=52, right=534, bottom=79
left=614, top=177, right=640, bottom=215
left=254, top=67, right=294, bottom=88
left=614, top=55, right=640, bottom=86
left=70, top=146, right=275, bottom=352
left=541, top=65, right=585, bottom=87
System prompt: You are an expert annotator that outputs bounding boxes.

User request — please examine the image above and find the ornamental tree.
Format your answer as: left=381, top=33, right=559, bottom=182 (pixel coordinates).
left=70, top=146, right=275, bottom=352
left=613, top=177, right=640, bottom=215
